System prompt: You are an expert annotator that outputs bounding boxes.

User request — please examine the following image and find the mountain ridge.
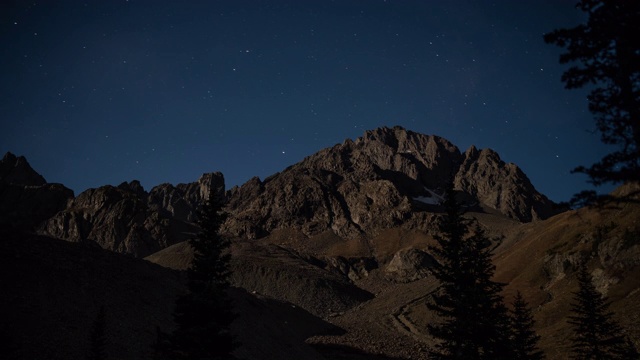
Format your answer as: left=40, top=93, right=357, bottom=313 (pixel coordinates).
left=2, top=126, right=560, bottom=256
left=2, top=128, right=639, bottom=359
left=225, top=126, right=559, bottom=241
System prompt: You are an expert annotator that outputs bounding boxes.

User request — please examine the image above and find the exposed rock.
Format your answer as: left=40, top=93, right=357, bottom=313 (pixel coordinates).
left=175, top=172, right=226, bottom=217
left=39, top=172, right=224, bottom=257
left=385, top=248, right=437, bottom=283
left=0, top=182, right=74, bottom=232
left=315, top=256, right=378, bottom=281
left=42, top=183, right=167, bottom=257
left=590, top=268, right=620, bottom=296
left=542, top=251, right=586, bottom=285
left=454, top=146, right=557, bottom=222
left=0, top=153, right=73, bottom=231
left=0, top=152, right=46, bottom=186
left=223, top=126, right=559, bottom=240
left=10, top=127, right=559, bottom=259
left=229, top=241, right=374, bottom=318
left=147, top=240, right=375, bottom=318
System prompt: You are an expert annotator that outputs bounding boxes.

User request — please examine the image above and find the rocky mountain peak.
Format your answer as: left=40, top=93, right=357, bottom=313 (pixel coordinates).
left=0, top=152, right=73, bottom=231
left=7, top=127, right=559, bottom=256
left=40, top=172, right=225, bottom=257
left=464, top=145, right=479, bottom=157
left=224, top=127, right=559, bottom=240
left=454, top=144, right=555, bottom=221
left=0, top=151, right=47, bottom=186
left=117, top=180, right=146, bottom=197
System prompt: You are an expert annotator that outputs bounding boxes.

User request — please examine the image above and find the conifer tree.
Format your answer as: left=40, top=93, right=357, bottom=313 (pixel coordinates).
left=510, top=291, right=544, bottom=360
left=544, top=1, right=640, bottom=204
left=568, top=266, right=638, bottom=359
left=168, top=187, right=236, bottom=360
left=427, top=184, right=513, bottom=359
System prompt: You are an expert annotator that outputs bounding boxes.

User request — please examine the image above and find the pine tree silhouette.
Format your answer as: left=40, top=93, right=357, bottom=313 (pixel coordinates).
left=427, top=183, right=513, bottom=359
left=510, top=291, right=544, bottom=359
left=168, top=187, right=236, bottom=360
left=568, top=266, right=638, bottom=359
left=544, top=0, right=640, bottom=205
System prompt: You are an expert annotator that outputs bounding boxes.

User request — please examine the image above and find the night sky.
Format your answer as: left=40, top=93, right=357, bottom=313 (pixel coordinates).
left=1, top=1, right=614, bottom=203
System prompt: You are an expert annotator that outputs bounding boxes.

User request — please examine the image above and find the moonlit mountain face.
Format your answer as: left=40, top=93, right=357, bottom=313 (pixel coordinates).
left=0, top=0, right=612, bottom=203
left=2, top=2, right=638, bottom=357
left=2, top=129, right=639, bottom=360
left=6, top=127, right=558, bottom=256
left=225, top=127, right=559, bottom=240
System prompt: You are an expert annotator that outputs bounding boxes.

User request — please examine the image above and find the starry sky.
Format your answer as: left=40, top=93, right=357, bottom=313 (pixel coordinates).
left=1, top=0, right=615, bottom=203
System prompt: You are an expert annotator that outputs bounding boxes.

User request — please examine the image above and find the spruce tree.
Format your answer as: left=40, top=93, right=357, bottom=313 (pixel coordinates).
left=510, top=291, right=544, bottom=360
left=427, top=184, right=513, bottom=359
left=168, top=187, right=236, bottom=360
left=544, top=1, right=640, bottom=204
left=568, top=266, right=638, bottom=359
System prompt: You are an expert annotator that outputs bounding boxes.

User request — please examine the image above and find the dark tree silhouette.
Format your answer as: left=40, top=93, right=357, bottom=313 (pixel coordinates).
left=568, top=266, right=638, bottom=359
left=544, top=1, right=640, bottom=205
left=427, top=184, right=513, bottom=359
left=510, top=292, right=544, bottom=360
left=168, top=188, right=236, bottom=360
left=88, top=305, right=106, bottom=360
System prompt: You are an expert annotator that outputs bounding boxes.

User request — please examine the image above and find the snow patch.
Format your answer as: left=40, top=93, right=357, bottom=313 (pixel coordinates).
left=413, top=188, right=444, bottom=205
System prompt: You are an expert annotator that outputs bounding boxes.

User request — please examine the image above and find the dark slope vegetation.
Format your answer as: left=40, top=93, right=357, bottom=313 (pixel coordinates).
left=0, top=232, right=343, bottom=360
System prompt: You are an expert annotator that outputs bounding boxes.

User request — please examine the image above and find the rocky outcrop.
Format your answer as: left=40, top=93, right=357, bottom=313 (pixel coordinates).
left=454, top=146, right=556, bottom=221
left=0, top=182, right=74, bottom=232
left=40, top=173, right=224, bottom=257
left=148, top=172, right=225, bottom=223
left=229, top=242, right=374, bottom=317
left=0, top=152, right=46, bottom=186
left=385, top=248, right=437, bottom=283
left=223, top=126, right=559, bottom=240
left=9, top=127, right=559, bottom=256
left=0, top=152, right=73, bottom=231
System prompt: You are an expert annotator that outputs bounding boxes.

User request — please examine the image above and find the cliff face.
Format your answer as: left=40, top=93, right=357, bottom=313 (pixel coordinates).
left=7, top=127, right=558, bottom=255
left=0, top=152, right=73, bottom=231
left=0, top=152, right=47, bottom=186
left=40, top=174, right=224, bottom=257
left=223, top=126, right=558, bottom=240
left=454, top=145, right=557, bottom=221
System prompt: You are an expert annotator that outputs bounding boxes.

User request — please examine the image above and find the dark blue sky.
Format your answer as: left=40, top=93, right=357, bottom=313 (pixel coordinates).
left=1, top=0, right=613, bottom=202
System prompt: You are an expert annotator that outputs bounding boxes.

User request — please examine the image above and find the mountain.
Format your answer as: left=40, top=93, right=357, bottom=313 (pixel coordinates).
left=225, top=126, right=558, bottom=241
left=3, top=128, right=638, bottom=359
left=0, top=152, right=73, bottom=232
left=0, top=152, right=47, bottom=186
left=17, top=127, right=559, bottom=257
left=38, top=174, right=224, bottom=257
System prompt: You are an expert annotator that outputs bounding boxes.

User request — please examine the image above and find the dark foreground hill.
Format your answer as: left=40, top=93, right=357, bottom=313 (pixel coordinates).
left=0, top=232, right=345, bottom=360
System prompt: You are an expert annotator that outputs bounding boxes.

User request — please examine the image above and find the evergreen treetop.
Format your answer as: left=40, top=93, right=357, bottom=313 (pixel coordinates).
left=510, top=291, right=544, bottom=360
left=427, top=184, right=513, bottom=359
left=568, top=266, right=638, bottom=359
left=544, top=0, right=640, bottom=204
left=188, top=188, right=231, bottom=291
left=167, top=187, right=236, bottom=360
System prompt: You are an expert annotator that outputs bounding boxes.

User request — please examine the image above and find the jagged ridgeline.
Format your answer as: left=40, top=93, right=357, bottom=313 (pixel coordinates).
left=225, top=126, right=558, bottom=241
left=3, top=126, right=638, bottom=360
left=2, top=127, right=558, bottom=257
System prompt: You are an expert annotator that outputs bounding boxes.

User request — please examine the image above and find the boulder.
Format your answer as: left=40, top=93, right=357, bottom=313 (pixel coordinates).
left=385, top=248, right=437, bottom=283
